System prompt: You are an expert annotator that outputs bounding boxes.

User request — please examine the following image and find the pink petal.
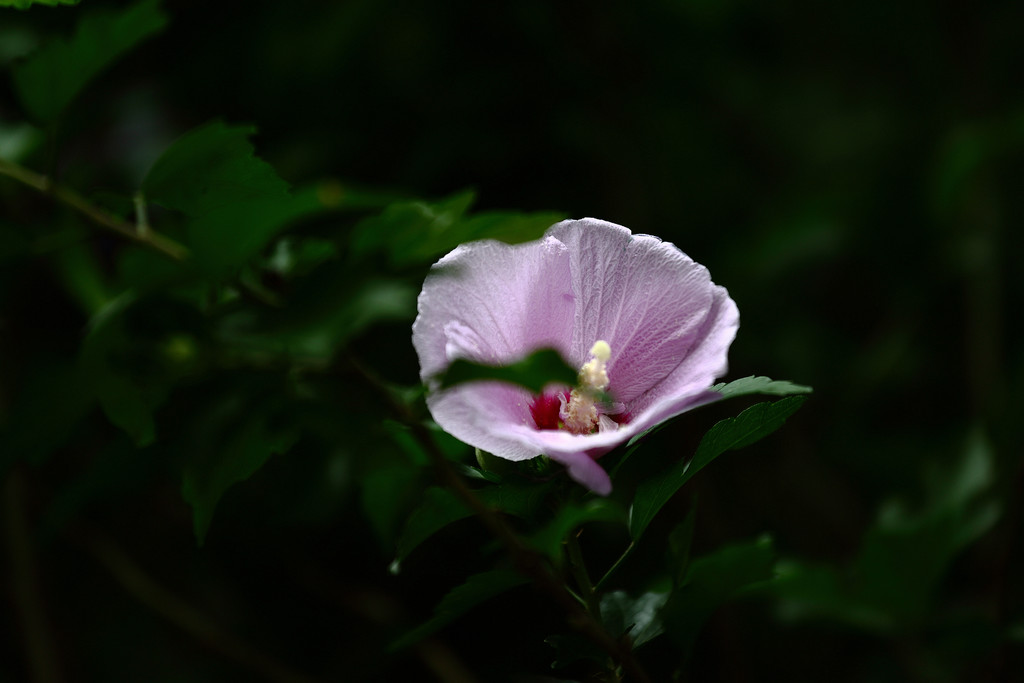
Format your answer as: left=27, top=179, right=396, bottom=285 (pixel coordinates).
left=548, top=451, right=613, bottom=496
left=548, top=219, right=719, bottom=403
left=413, top=235, right=575, bottom=377
left=626, top=283, right=739, bottom=418
left=412, top=218, right=739, bottom=495
left=413, top=235, right=576, bottom=462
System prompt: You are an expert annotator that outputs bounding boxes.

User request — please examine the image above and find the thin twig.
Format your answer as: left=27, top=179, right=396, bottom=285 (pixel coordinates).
left=77, top=528, right=323, bottom=683
left=0, top=156, right=189, bottom=261
left=348, top=358, right=652, bottom=683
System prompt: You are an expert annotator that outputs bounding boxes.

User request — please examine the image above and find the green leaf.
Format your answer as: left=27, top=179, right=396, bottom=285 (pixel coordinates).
left=661, top=536, right=776, bottom=652
left=395, top=480, right=554, bottom=562
left=0, top=121, right=42, bottom=162
left=854, top=430, right=1000, bottom=624
left=79, top=293, right=207, bottom=446
left=11, top=0, right=166, bottom=122
left=80, top=293, right=154, bottom=446
left=629, top=396, right=807, bottom=541
left=390, top=569, right=529, bottom=651
left=601, top=590, right=670, bottom=649
left=142, top=121, right=314, bottom=274
left=352, top=190, right=474, bottom=262
left=359, top=464, right=424, bottom=552
left=185, top=198, right=315, bottom=275
left=350, top=190, right=564, bottom=267
left=529, top=499, right=626, bottom=560
left=436, top=348, right=578, bottom=394
left=710, top=375, right=813, bottom=400
left=216, top=277, right=417, bottom=362
left=478, top=478, right=553, bottom=520
left=143, top=121, right=290, bottom=216
left=265, top=236, right=338, bottom=278
left=1, top=0, right=79, bottom=7
left=620, top=373, right=809, bottom=450
left=396, top=487, right=471, bottom=562
left=769, top=431, right=1000, bottom=632
left=179, top=380, right=299, bottom=545
left=769, top=560, right=892, bottom=633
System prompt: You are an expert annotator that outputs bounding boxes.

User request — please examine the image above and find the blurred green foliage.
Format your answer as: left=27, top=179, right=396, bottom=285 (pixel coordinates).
left=1, top=0, right=1021, bottom=682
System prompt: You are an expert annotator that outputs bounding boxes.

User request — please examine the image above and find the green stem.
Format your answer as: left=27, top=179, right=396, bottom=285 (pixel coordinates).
left=595, top=542, right=636, bottom=591
left=565, top=531, right=601, bottom=616
left=0, top=156, right=189, bottom=261
left=348, top=357, right=652, bottom=683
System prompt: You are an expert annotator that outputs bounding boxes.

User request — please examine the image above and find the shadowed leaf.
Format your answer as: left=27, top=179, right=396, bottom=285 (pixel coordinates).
left=2, top=0, right=79, bottom=8
left=661, top=536, right=776, bottom=653
left=12, top=0, right=166, bottom=122
left=390, top=569, right=529, bottom=651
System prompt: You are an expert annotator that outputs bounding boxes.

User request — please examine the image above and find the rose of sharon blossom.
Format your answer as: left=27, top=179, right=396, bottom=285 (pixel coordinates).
left=412, top=218, right=739, bottom=495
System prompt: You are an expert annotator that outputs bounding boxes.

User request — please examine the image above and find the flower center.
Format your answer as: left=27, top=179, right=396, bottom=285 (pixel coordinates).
left=528, top=340, right=627, bottom=435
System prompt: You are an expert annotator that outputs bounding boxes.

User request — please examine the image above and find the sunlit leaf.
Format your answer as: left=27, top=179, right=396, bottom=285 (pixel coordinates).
left=390, top=569, right=529, bottom=650
left=265, top=236, right=337, bottom=278
left=710, top=375, right=813, bottom=399
left=436, top=348, right=577, bottom=394
left=629, top=396, right=806, bottom=541
left=0, top=121, right=41, bottom=161
left=11, top=0, right=166, bottom=122
left=601, top=590, right=670, bottom=649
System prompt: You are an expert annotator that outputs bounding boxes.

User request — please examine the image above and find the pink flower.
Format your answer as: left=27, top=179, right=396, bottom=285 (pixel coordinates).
left=412, top=218, right=739, bottom=495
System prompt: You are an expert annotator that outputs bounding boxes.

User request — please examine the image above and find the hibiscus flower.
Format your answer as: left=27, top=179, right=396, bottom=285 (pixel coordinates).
left=412, top=218, right=739, bottom=495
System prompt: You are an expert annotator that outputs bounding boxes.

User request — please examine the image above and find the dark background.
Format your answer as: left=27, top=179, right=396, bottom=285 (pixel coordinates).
left=2, top=0, right=1022, bottom=681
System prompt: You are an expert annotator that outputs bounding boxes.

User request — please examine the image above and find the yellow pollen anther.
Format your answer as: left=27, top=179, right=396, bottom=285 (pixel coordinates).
left=561, top=340, right=615, bottom=435
left=579, top=339, right=611, bottom=392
